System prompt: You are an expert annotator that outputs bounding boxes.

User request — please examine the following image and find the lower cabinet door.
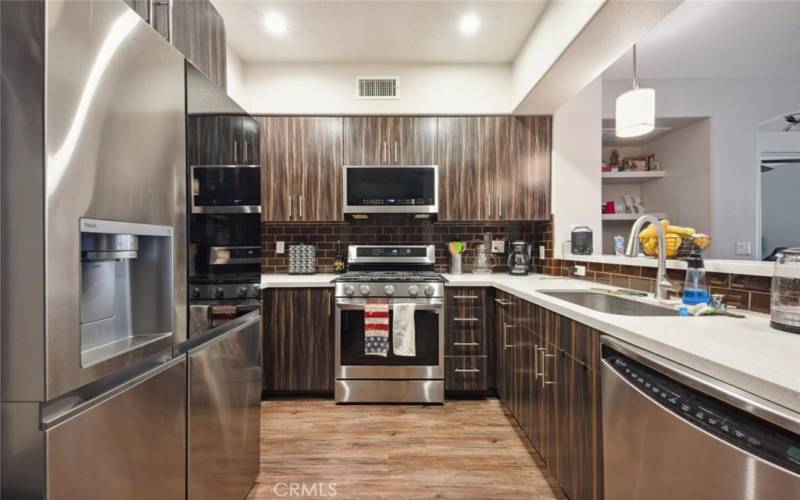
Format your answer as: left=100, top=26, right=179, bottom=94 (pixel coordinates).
left=444, top=356, right=488, bottom=392
left=265, top=288, right=335, bottom=391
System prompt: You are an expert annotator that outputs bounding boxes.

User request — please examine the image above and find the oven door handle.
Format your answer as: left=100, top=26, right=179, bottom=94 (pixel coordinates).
left=335, top=300, right=443, bottom=311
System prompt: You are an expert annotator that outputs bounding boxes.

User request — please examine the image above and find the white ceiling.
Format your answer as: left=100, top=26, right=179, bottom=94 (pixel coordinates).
left=603, top=0, right=800, bottom=80
left=212, top=0, right=549, bottom=64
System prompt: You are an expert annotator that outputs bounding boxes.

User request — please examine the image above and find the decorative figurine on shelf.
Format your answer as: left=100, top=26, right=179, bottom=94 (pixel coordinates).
left=646, top=153, right=660, bottom=171
left=609, top=149, right=620, bottom=167
left=623, top=195, right=645, bottom=214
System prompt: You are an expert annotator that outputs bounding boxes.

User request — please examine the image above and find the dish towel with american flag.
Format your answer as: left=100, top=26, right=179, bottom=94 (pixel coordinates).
left=364, top=299, right=390, bottom=357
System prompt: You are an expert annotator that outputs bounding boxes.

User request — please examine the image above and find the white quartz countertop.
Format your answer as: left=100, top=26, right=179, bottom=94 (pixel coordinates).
left=562, top=253, right=774, bottom=277
left=261, top=272, right=800, bottom=414
left=261, top=273, right=336, bottom=288
left=443, top=273, right=800, bottom=415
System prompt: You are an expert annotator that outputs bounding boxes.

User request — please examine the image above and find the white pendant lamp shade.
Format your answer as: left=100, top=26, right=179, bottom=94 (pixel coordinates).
left=615, top=87, right=655, bottom=138
left=615, top=44, right=655, bottom=138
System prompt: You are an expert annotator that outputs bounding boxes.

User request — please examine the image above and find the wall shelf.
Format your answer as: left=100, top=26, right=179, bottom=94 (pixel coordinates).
left=602, top=212, right=665, bottom=222
left=602, top=171, right=665, bottom=184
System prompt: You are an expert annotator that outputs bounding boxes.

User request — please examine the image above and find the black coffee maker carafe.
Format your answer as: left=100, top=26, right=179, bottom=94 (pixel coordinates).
left=507, top=241, right=532, bottom=275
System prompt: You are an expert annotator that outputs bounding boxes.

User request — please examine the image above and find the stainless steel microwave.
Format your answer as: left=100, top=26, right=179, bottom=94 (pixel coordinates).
left=343, top=165, right=438, bottom=214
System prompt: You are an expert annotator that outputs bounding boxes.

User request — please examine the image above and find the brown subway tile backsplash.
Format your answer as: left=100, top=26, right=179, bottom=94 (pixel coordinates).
left=262, top=216, right=552, bottom=274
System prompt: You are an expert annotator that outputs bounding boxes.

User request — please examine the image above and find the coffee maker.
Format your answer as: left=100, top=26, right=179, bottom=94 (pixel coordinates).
left=507, top=241, right=533, bottom=275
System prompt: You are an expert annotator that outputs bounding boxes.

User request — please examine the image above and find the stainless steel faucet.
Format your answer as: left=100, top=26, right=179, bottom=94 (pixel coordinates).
left=625, top=215, right=680, bottom=301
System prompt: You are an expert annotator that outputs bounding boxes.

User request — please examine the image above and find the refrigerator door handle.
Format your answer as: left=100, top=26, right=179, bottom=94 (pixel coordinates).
left=41, top=353, right=184, bottom=431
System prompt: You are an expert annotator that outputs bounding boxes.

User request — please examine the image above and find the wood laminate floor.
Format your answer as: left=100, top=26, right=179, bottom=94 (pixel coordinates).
left=247, top=398, right=565, bottom=499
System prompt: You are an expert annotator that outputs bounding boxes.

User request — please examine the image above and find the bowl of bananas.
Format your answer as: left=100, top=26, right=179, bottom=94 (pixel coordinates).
left=639, top=220, right=710, bottom=258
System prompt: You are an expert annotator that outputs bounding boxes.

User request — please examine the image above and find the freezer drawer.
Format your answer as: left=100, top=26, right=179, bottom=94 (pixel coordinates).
left=188, top=313, right=262, bottom=500
left=46, top=357, right=187, bottom=500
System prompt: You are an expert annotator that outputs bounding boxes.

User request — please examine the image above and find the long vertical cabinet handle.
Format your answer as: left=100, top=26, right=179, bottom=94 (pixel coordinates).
left=486, top=193, right=491, bottom=218
left=233, top=139, right=239, bottom=163
left=327, top=291, right=332, bottom=318
left=496, top=195, right=502, bottom=219
left=541, top=348, right=556, bottom=388
left=535, top=346, right=546, bottom=379
left=504, top=324, right=515, bottom=349
left=394, top=141, right=399, bottom=164
left=288, top=195, right=293, bottom=220
left=383, top=141, right=387, bottom=164
left=299, top=195, right=304, bottom=220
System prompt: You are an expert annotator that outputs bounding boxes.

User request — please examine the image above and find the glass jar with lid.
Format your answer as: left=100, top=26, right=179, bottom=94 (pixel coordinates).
left=771, top=248, right=800, bottom=334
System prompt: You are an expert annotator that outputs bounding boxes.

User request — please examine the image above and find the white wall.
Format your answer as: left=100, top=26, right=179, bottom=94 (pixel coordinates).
left=226, top=45, right=246, bottom=105
left=239, top=63, right=511, bottom=115
left=552, top=77, right=603, bottom=258
left=641, top=119, right=711, bottom=237
left=603, top=78, right=800, bottom=259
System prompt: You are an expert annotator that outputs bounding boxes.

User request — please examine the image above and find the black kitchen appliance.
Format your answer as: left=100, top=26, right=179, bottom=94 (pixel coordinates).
left=571, top=226, right=594, bottom=255
left=343, top=165, right=438, bottom=214
left=507, top=241, right=533, bottom=275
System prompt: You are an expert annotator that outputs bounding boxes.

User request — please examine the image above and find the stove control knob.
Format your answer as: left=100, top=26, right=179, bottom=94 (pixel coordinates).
left=214, top=287, right=225, bottom=299
left=408, top=285, right=419, bottom=297
left=344, top=285, right=355, bottom=297
left=424, top=285, right=435, bottom=297
left=384, top=285, right=395, bottom=296
left=252, top=285, right=261, bottom=298
left=190, top=287, right=201, bottom=299
left=237, top=286, right=248, bottom=298
left=359, top=285, right=371, bottom=296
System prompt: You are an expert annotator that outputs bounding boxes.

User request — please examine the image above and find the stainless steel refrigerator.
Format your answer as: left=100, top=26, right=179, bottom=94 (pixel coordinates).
left=1, top=0, right=187, bottom=498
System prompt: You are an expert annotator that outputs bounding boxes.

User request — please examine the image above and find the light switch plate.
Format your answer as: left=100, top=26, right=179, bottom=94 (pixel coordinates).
left=491, top=240, right=505, bottom=254
left=276, top=241, right=285, bottom=254
left=539, top=245, right=546, bottom=259
left=735, top=241, right=752, bottom=256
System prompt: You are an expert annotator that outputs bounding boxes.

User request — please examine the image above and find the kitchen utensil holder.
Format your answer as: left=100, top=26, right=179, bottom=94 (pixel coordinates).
left=449, top=254, right=462, bottom=274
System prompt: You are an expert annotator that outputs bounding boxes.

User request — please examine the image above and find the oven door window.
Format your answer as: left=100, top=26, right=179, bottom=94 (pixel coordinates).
left=340, top=308, right=438, bottom=366
left=192, top=166, right=261, bottom=208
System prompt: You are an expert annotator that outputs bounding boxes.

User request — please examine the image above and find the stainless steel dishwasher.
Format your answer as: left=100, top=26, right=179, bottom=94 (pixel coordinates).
left=601, top=337, right=800, bottom=500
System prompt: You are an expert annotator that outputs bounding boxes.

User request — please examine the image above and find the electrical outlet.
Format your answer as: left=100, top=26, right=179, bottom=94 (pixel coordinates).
left=574, top=265, right=586, bottom=277
left=491, top=240, right=505, bottom=254
left=276, top=241, right=285, bottom=254
left=735, top=241, right=752, bottom=256
left=539, top=245, right=546, bottom=259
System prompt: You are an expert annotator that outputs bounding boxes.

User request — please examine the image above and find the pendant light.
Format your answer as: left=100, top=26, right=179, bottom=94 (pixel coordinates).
left=615, top=45, right=655, bottom=138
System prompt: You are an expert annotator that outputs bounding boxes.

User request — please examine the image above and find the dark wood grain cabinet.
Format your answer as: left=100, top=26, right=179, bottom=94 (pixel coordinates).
left=437, top=116, right=551, bottom=221
left=263, top=288, right=335, bottom=392
left=343, top=116, right=436, bottom=165
left=258, top=116, right=344, bottom=222
left=172, top=0, right=227, bottom=89
left=445, top=287, right=491, bottom=393
left=495, top=296, right=603, bottom=500
left=187, top=116, right=260, bottom=166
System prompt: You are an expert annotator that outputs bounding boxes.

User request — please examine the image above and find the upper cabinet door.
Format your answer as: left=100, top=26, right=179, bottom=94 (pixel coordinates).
left=172, top=0, right=227, bottom=89
left=437, top=117, right=496, bottom=221
left=259, top=117, right=296, bottom=221
left=296, top=117, right=344, bottom=221
left=391, top=117, right=437, bottom=165
left=509, top=116, right=552, bottom=221
left=343, top=117, right=388, bottom=165
left=241, top=117, right=261, bottom=165
left=187, top=115, right=240, bottom=165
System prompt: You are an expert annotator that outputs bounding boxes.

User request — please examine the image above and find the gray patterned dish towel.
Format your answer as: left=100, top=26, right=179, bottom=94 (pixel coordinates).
left=392, top=302, right=416, bottom=357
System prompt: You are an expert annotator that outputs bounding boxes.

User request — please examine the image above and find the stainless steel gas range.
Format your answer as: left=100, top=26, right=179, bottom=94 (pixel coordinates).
left=334, top=245, right=444, bottom=403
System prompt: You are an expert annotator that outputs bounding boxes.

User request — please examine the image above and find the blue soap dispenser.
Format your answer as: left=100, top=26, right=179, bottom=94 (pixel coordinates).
left=682, top=250, right=710, bottom=305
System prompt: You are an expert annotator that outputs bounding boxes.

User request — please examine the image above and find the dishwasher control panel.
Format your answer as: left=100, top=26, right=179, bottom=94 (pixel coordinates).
left=608, top=354, right=800, bottom=475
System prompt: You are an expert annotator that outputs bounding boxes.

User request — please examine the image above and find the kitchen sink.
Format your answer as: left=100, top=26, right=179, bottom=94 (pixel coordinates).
left=541, top=291, right=678, bottom=316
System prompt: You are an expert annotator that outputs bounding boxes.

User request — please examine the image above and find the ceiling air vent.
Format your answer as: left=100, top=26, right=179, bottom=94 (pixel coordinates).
left=356, top=77, right=398, bottom=100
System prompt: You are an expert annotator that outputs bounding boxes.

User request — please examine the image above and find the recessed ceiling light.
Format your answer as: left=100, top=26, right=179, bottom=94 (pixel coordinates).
left=263, top=12, right=288, bottom=36
left=459, top=13, right=481, bottom=36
